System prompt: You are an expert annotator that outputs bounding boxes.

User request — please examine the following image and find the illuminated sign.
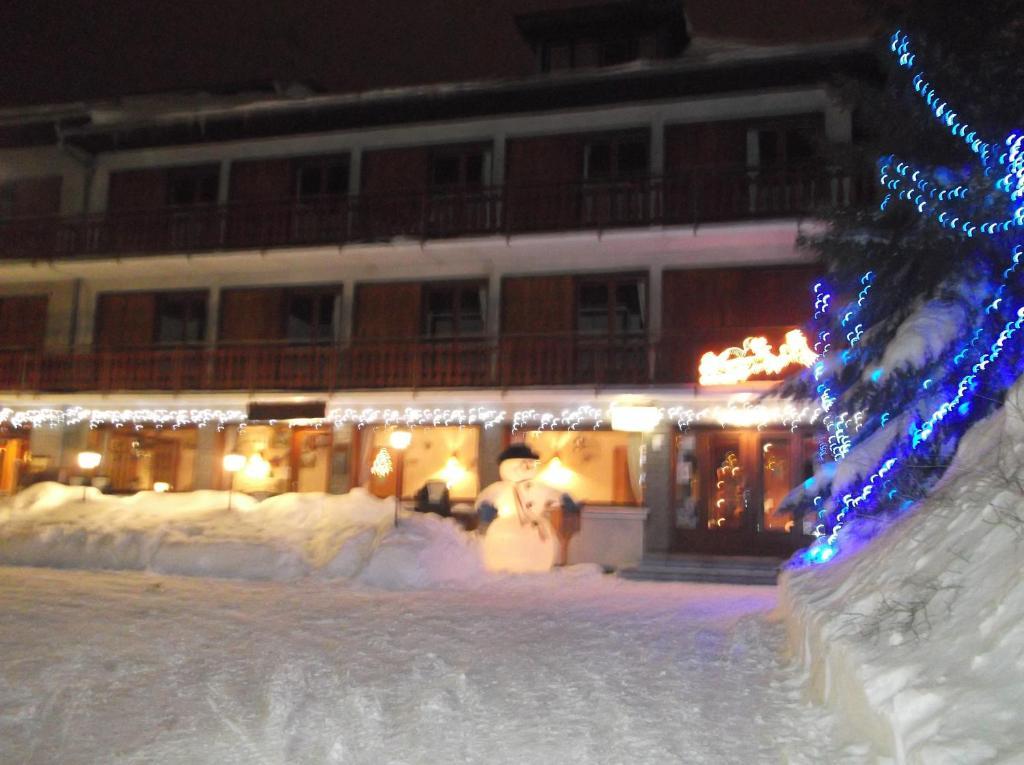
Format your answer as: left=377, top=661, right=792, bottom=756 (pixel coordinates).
left=699, top=329, right=816, bottom=386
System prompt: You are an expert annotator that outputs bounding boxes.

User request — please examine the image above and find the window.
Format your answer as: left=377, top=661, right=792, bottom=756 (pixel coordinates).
left=423, top=282, right=487, bottom=338
left=167, top=166, right=219, bottom=207
left=155, top=292, right=207, bottom=345
left=576, top=276, right=645, bottom=335
left=517, top=430, right=643, bottom=505
left=598, top=38, right=638, bottom=67
left=584, top=135, right=649, bottom=180
left=295, top=157, right=349, bottom=201
left=430, top=149, right=489, bottom=189
left=286, top=289, right=336, bottom=343
left=752, top=118, right=822, bottom=167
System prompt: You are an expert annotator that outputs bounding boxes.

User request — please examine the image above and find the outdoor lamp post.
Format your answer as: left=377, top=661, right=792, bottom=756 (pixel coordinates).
left=222, top=452, right=245, bottom=512
left=388, top=429, right=412, bottom=526
left=77, top=451, right=101, bottom=502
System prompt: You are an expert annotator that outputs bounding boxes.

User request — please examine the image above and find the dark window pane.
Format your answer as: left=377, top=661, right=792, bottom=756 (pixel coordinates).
left=786, top=129, right=816, bottom=162
left=758, top=131, right=782, bottom=166
left=431, top=156, right=460, bottom=187
left=298, top=167, right=322, bottom=199
left=599, top=38, right=637, bottom=67
left=578, top=282, right=609, bottom=333
left=287, top=295, right=315, bottom=340
left=459, top=288, right=485, bottom=334
left=198, top=175, right=218, bottom=203
left=464, top=154, right=485, bottom=186
left=325, top=163, right=348, bottom=195
left=617, top=141, right=649, bottom=177
left=614, top=282, right=644, bottom=333
left=549, top=43, right=571, bottom=71
left=586, top=144, right=612, bottom=179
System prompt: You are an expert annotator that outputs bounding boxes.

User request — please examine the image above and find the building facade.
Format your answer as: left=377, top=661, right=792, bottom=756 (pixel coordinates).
left=0, top=2, right=872, bottom=562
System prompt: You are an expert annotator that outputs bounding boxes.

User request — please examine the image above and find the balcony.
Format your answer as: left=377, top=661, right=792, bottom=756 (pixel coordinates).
left=0, top=327, right=798, bottom=393
left=0, top=163, right=871, bottom=261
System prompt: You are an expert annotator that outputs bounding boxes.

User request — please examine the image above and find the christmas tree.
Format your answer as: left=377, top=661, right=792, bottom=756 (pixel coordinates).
left=787, top=3, right=1024, bottom=564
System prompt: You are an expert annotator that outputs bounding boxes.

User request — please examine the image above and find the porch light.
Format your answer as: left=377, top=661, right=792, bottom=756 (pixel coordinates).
left=388, top=429, right=412, bottom=527
left=152, top=481, right=170, bottom=493
left=388, top=429, right=412, bottom=451
left=222, top=453, right=246, bottom=474
left=77, top=450, right=102, bottom=502
left=222, top=452, right=245, bottom=512
left=243, top=454, right=272, bottom=481
left=77, top=451, right=101, bottom=471
left=610, top=405, right=661, bottom=433
left=439, top=455, right=466, bottom=489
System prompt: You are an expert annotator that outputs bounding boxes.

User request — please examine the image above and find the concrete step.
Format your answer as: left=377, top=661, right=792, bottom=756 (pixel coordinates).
left=617, top=554, right=783, bottom=585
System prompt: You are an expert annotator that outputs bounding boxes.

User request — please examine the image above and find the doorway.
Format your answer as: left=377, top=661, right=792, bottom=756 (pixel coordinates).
left=672, top=429, right=812, bottom=556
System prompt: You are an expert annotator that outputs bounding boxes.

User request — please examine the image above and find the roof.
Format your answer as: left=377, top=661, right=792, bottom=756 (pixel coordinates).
left=0, top=0, right=872, bottom=109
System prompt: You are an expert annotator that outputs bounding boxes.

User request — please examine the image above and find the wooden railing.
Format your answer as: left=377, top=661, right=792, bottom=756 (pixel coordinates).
left=0, top=327, right=800, bottom=393
left=0, top=163, right=872, bottom=261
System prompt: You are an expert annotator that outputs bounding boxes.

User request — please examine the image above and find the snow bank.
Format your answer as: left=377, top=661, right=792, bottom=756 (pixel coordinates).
left=866, top=300, right=964, bottom=382
left=0, top=484, right=486, bottom=588
left=781, top=380, right=1024, bottom=763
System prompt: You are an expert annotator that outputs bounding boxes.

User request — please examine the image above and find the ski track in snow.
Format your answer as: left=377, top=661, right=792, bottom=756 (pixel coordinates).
left=0, top=567, right=872, bottom=765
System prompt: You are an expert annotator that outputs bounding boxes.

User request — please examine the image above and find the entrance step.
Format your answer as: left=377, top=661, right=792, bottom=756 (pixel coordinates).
left=617, top=554, right=783, bottom=585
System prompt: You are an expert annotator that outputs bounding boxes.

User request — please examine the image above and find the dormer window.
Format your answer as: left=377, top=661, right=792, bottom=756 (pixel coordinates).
left=516, top=0, right=688, bottom=75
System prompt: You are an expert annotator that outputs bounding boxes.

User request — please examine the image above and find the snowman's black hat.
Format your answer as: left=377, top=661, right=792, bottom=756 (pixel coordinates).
left=497, top=443, right=539, bottom=463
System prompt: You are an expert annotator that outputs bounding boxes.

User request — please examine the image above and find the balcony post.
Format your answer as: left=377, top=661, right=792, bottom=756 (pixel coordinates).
left=647, top=266, right=663, bottom=383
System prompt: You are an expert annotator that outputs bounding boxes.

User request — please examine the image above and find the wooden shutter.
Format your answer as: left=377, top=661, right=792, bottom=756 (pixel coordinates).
left=504, top=136, right=583, bottom=232
left=108, top=169, right=168, bottom=211
left=228, top=159, right=293, bottom=202
left=361, top=148, right=430, bottom=193
left=501, top=275, right=574, bottom=334
left=0, top=295, right=48, bottom=348
left=95, top=292, right=157, bottom=347
left=664, top=121, right=749, bottom=171
left=218, top=288, right=285, bottom=342
left=10, top=177, right=61, bottom=217
left=353, top=283, right=422, bottom=339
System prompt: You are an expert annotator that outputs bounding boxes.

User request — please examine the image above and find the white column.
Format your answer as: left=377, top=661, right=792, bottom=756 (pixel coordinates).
left=217, top=160, right=232, bottom=204
left=340, top=279, right=357, bottom=341
left=348, top=148, right=362, bottom=196
left=193, top=425, right=219, bottom=490
left=649, top=117, right=665, bottom=176
left=206, top=286, right=221, bottom=346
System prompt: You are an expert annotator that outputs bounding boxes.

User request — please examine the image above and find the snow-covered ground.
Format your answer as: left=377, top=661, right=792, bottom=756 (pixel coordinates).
left=0, top=566, right=869, bottom=765
left=781, top=381, right=1024, bottom=764
left=0, top=483, right=876, bottom=763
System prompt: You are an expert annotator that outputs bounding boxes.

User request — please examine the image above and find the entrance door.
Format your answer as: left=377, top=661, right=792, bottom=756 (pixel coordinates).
left=673, top=429, right=810, bottom=556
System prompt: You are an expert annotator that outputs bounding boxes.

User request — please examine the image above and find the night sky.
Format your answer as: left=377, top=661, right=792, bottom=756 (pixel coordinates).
left=0, top=0, right=870, bottom=108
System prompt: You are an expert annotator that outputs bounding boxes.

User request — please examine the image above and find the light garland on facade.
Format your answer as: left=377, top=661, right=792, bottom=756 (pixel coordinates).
left=0, top=400, right=822, bottom=432
left=698, top=329, right=816, bottom=386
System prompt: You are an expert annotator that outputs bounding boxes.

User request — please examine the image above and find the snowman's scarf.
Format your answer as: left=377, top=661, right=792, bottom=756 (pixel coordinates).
left=512, top=482, right=548, bottom=542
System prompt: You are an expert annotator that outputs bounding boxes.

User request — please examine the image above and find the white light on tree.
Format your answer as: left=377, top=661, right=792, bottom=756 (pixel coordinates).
left=370, top=447, right=393, bottom=478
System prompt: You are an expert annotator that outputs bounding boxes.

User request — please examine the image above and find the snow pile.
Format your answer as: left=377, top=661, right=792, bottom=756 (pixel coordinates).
left=781, top=379, right=1024, bottom=763
left=866, top=299, right=965, bottom=382
left=0, top=484, right=486, bottom=588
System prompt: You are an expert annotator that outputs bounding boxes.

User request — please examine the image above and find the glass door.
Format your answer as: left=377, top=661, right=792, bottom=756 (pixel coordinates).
left=673, top=429, right=810, bottom=555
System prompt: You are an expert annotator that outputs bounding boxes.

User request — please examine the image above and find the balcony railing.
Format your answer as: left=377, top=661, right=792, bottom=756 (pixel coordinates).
left=0, top=163, right=872, bottom=261
left=0, top=327, right=799, bottom=393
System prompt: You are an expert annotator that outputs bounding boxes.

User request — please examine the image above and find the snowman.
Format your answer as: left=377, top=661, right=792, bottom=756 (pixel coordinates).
left=475, top=443, right=579, bottom=573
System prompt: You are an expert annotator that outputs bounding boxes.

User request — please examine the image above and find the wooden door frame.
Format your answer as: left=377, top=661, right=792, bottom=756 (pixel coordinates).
left=672, top=427, right=811, bottom=556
